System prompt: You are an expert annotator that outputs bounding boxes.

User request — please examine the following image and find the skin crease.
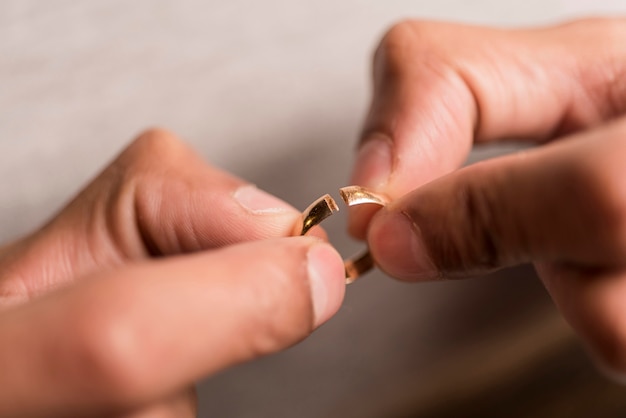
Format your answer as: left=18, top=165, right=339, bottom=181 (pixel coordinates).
left=350, top=18, right=626, bottom=379
left=0, top=130, right=346, bottom=417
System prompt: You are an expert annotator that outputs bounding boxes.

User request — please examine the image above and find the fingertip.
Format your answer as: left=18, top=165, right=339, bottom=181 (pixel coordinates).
left=347, top=205, right=380, bottom=241
left=306, top=243, right=346, bottom=327
left=347, top=135, right=393, bottom=240
left=368, top=208, right=438, bottom=281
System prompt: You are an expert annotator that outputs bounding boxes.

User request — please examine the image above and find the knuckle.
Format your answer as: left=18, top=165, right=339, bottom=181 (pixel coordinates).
left=562, top=18, right=626, bottom=118
left=120, top=128, right=187, bottom=174
left=380, top=19, right=420, bottom=48
left=565, top=17, right=626, bottom=40
left=374, top=20, right=437, bottom=73
left=371, top=20, right=471, bottom=112
left=376, top=19, right=469, bottom=60
left=380, top=19, right=441, bottom=49
left=596, top=18, right=626, bottom=52
left=113, top=128, right=188, bottom=181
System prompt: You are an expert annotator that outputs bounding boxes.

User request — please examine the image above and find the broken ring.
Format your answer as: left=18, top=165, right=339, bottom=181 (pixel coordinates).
left=300, top=186, right=388, bottom=284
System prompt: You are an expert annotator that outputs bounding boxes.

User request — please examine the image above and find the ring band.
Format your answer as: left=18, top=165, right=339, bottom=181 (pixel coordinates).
left=300, top=186, right=388, bottom=284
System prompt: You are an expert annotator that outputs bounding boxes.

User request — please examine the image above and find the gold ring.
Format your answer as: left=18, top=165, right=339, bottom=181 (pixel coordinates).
left=300, top=186, right=388, bottom=284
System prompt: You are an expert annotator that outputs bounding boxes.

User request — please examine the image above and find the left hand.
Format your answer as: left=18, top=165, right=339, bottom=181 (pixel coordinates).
left=0, top=129, right=345, bottom=417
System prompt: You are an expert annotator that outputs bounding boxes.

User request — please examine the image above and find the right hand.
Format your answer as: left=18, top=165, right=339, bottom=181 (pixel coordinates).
left=349, top=18, right=626, bottom=379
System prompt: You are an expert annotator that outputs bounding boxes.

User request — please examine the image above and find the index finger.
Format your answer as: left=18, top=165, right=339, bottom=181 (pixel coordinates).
left=349, top=18, right=626, bottom=237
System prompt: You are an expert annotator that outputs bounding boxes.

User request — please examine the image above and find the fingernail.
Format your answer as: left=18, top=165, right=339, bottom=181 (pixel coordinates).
left=350, top=134, right=393, bottom=189
left=234, top=185, right=294, bottom=214
left=307, top=243, right=345, bottom=327
left=369, top=210, right=437, bottom=281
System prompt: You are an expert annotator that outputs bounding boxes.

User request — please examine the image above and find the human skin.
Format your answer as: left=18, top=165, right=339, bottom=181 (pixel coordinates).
left=4, top=17, right=626, bottom=418
left=0, top=130, right=346, bottom=417
left=349, top=18, right=626, bottom=380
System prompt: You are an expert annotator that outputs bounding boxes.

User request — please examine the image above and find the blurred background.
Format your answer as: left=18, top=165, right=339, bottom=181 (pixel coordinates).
left=2, top=1, right=626, bottom=416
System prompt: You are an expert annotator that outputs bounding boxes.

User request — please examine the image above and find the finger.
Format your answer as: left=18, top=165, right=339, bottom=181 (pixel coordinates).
left=536, top=263, right=626, bottom=382
left=368, top=116, right=626, bottom=280
left=0, top=129, right=310, bottom=300
left=116, top=388, right=196, bottom=418
left=350, top=18, right=626, bottom=237
left=0, top=237, right=345, bottom=417
left=58, top=128, right=304, bottom=253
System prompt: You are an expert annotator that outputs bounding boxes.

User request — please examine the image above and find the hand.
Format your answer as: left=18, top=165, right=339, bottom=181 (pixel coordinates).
left=350, top=19, right=626, bottom=379
left=0, top=129, right=345, bottom=417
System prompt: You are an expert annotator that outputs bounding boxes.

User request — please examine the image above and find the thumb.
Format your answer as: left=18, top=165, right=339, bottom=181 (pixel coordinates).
left=0, top=237, right=345, bottom=417
left=367, top=117, right=626, bottom=280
